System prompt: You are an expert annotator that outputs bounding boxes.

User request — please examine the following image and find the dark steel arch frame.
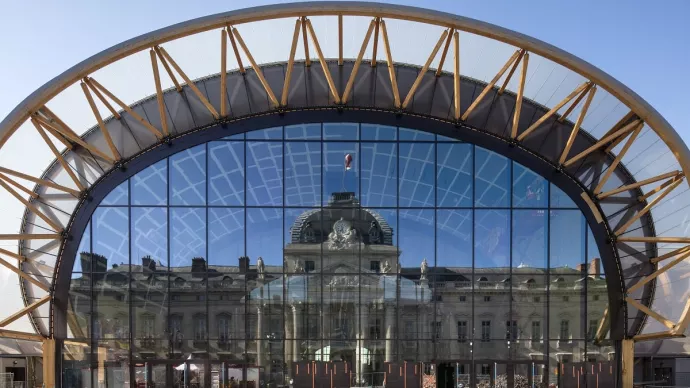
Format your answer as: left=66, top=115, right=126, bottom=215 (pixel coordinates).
left=52, top=108, right=626, bottom=383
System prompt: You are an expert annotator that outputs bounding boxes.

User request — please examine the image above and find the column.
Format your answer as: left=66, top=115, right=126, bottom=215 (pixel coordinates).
left=42, top=338, right=55, bottom=388
left=622, top=339, right=634, bottom=388
left=354, top=303, right=361, bottom=382
left=385, top=304, right=395, bottom=362
left=284, top=310, right=292, bottom=365
left=292, top=304, right=301, bottom=362
left=257, top=305, right=264, bottom=367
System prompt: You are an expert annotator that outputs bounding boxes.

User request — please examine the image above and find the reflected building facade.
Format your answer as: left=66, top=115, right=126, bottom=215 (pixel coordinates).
left=63, top=123, right=612, bottom=387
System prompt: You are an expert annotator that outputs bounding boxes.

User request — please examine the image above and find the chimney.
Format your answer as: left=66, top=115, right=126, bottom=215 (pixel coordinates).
left=192, top=257, right=207, bottom=273
left=80, top=252, right=108, bottom=273
left=141, top=256, right=156, bottom=272
left=589, top=258, right=601, bottom=278
left=576, top=263, right=586, bottom=273
left=239, top=256, right=249, bottom=274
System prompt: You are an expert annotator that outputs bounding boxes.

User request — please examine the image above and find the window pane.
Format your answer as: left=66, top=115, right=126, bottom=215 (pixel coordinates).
left=285, top=142, right=321, bottom=206
left=73, top=222, right=90, bottom=274
left=475, top=148, right=510, bottom=207
left=285, top=123, right=320, bottom=140
left=247, top=126, right=282, bottom=140
left=513, top=162, right=547, bottom=208
left=475, top=209, right=509, bottom=268
left=399, top=143, right=435, bottom=207
left=436, top=209, right=472, bottom=268
left=361, top=142, right=397, bottom=207
left=170, top=144, right=206, bottom=205
left=131, top=159, right=167, bottom=206
left=209, top=208, right=244, bottom=266
left=399, top=209, right=434, bottom=268
left=92, top=207, right=129, bottom=268
left=512, top=209, right=547, bottom=269
left=132, top=207, right=167, bottom=267
left=208, top=141, right=244, bottom=206
left=550, top=210, right=586, bottom=268
left=550, top=183, right=577, bottom=208
left=361, top=123, right=396, bottom=141
left=399, top=127, right=434, bottom=141
left=247, top=208, right=283, bottom=268
left=323, top=142, right=358, bottom=204
left=100, top=181, right=128, bottom=206
left=323, top=122, right=358, bottom=140
left=246, top=141, right=283, bottom=206
left=437, top=143, right=472, bottom=207
left=170, top=207, right=206, bottom=268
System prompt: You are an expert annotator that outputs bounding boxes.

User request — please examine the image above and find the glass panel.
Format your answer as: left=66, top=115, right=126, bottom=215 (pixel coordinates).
left=100, top=181, right=128, bottom=206
left=170, top=144, right=206, bottom=206
left=399, top=209, right=434, bottom=268
left=170, top=207, right=206, bottom=268
left=208, top=208, right=244, bottom=266
left=92, top=207, right=129, bottom=269
left=399, top=142, right=435, bottom=207
left=208, top=141, right=244, bottom=206
left=513, top=162, right=547, bottom=208
left=323, top=142, right=358, bottom=203
left=73, top=222, right=90, bottom=274
left=285, top=123, right=320, bottom=139
left=284, top=141, right=321, bottom=206
left=285, top=208, right=320, bottom=272
left=475, top=209, right=509, bottom=268
left=68, top=275, right=91, bottom=339
left=247, top=208, right=283, bottom=268
left=246, top=141, right=283, bottom=206
left=131, top=159, right=167, bottom=206
left=399, top=127, right=434, bottom=141
left=323, top=122, right=358, bottom=140
left=475, top=148, right=510, bottom=207
left=550, top=210, right=586, bottom=269
left=549, top=276, right=585, bottom=340
left=93, top=273, right=129, bottom=340
left=436, top=209, right=472, bottom=268
left=512, top=209, right=547, bottom=269
left=361, top=123, right=396, bottom=141
left=361, top=142, right=397, bottom=207
left=247, top=126, right=282, bottom=140
left=132, top=207, right=167, bottom=267
left=550, top=183, right=577, bottom=208
left=63, top=342, right=91, bottom=388
left=437, top=143, right=472, bottom=207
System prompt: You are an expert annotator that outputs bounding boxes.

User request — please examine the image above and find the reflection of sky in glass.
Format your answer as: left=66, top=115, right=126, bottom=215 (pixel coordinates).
left=77, top=123, right=602, bottom=274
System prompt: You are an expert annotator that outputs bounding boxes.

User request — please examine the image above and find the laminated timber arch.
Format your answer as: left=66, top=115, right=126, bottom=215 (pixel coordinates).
left=0, top=3, right=688, bottom=387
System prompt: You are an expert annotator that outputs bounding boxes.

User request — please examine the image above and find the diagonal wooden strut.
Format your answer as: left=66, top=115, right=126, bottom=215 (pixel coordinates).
left=85, top=79, right=120, bottom=119
left=379, top=20, right=400, bottom=108
left=230, top=28, right=280, bottom=108
left=638, top=173, right=685, bottom=202
left=0, top=247, right=26, bottom=262
left=498, top=49, right=525, bottom=95
left=672, top=297, right=690, bottom=335
left=220, top=29, right=228, bottom=117
left=0, top=173, right=38, bottom=199
left=0, top=166, right=80, bottom=196
left=33, top=112, right=116, bottom=164
left=453, top=31, right=460, bottom=120
left=0, top=234, right=61, bottom=240
left=563, top=119, right=642, bottom=168
left=652, top=245, right=690, bottom=264
left=32, top=118, right=86, bottom=192
left=301, top=17, right=311, bottom=67
left=618, top=236, right=690, bottom=244
left=510, top=53, right=529, bottom=139
left=225, top=26, right=245, bottom=74
left=436, top=28, right=454, bottom=77
left=558, top=86, right=597, bottom=164
left=85, top=78, right=163, bottom=139
left=342, top=19, right=376, bottom=104
left=156, top=46, right=220, bottom=119
left=371, top=18, right=380, bottom=67
left=0, top=328, right=44, bottom=342
left=149, top=50, right=170, bottom=136
left=305, top=19, right=341, bottom=104
left=0, top=169, right=63, bottom=232
left=462, top=50, right=521, bottom=121
left=614, top=177, right=683, bottom=236
left=401, top=28, right=449, bottom=109
left=0, top=295, right=50, bottom=327
left=153, top=46, right=182, bottom=92
left=0, top=256, right=49, bottom=292
left=558, top=83, right=594, bottom=123
left=627, top=249, right=690, bottom=294
left=597, top=170, right=681, bottom=200
left=625, top=296, right=675, bottom=330
left=281, top=18, right=303, bottom=107
left=593, top=121, right=642, bottom=194
left=81, top=82, right=121, bottom=160
left=517, top=81, right=591, bottom=142
left=338, top=15, right=343, bottom=66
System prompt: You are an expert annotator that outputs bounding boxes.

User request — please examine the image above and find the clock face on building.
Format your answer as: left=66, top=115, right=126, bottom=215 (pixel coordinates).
left=333, top=218, right=351, bottom=235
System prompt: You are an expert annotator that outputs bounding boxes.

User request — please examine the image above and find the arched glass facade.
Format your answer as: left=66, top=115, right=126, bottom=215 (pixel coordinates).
left=64, top=123, right=612, bottom=388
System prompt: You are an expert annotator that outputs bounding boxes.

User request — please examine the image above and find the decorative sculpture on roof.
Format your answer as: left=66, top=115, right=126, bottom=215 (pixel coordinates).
left=368, top=221, right=381, bottom=244
left=420, top=258, right=429, bottom=281
left=257, top=256, right=265, bottom=280
left=381, top=260, right=392, bottom=274
left=302, top=221, right=316, bottom=243
left=292, top=259, right=305, bottom=273
left=327, top=218, right=359, bottom=250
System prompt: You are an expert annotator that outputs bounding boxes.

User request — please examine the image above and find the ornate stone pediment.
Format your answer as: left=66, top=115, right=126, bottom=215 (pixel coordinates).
left=326, top=218, right=360, bottom=251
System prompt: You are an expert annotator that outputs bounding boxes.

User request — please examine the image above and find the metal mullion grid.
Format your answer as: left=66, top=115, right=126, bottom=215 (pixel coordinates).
left=108, top=204, right=567, bottom=211
left=88, top=219, right=94, bottom=388
left=243, top=134, right=248, bottom=378
left=583, top=216, right=589, bottom=380
left=545, top=177, right=551, bottom=383
left=281, top=124, right=287, bottom=379
left=166, top=155, right=172, bottom=365
left=127, top=177, right=134, bottom=386
left=509, top=161, right=513, bottom=362
left=357, top=123, right=363, bottom=380
left=205, top=142, right=210, bottom=362
left=394, top=138, right=400, bottom=362
left=319, top=122, right=324, bottom=369
left=471, top=144, right=476, bottom=385
left=432, top=137, right=437, bottom=363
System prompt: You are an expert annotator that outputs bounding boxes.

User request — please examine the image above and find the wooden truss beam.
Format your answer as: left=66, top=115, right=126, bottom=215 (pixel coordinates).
left=0, top=169, right=63, bottom=232
left=638, top=173, right=685, bottom=202
left=0, top=256, right=49, bottom=292
left=401, top=28, right=449, bottom=109
left=510, top=53, right=529, bottom=139
left=652, top=245, right=690, bottom=264
left=0, top=234, right=61, bottom=240
left=301, top=17, right=311, bottom=67
left=621, top=339, right=634, bottom=388
left=342, top=19, right=376, bottom=104
left=281, top=18, right=303, bottom=107
left=618, top=236, right=690, bottom=244
left=615, top=177, right=683, bottom=236
left=594, top=307, right=609, bottom=343
left=628, top=249, right=690, bottom=294
left=225, top=26, right=245, bottom=74
left=230, top=28, right=280, bottom=108
left=0, top=166, right=80, bottom=197
left=626, top=297, right=675, bottom=330
left=80, top=82, right=121, bottom=161
left=517, top=81, right=591, bottom=142
left=435, top=28, right=454, bottom=77
left=33, top=113, right=116, bottom=165
left=84, top=78, right=120, bottom=119
left=597, top=170, right=681, bottom=200
left=453, top=30, right=460, bottom=120
left=371, top=18, right=380, bottom=67
left=462, top=50, right=522, bottom=121
left=85, top=78, right=163, bottom=139
left=156, top=46, right=220, bottom=119
left=633, top=331, right=683, bottom=341
left=305, top=19, right=341, bottom=104
left=0, top=328, right=44, bottom=342
left=220, top=30, right=228, bottom=117
left=593, top=118, right=641, bottom=193
left=498, top=49, right=525, bottom=95
left=604, top=111, right=637, bottom=153
left=563, top=119, right=642, bottom=168
left=672, top=297, right=690, bottom=335
left=152, top=46, right=182, bottom=92
left=379, top=20, right=400, bottom=108
left=0, top=247, right=26, bottom=262
left=149, top=50, right=170, bottom=136
left=559, top=86, right=597, bottom=164
left=32, top=118, right=86, bottom=193
left=0, top=172, right=38, bottom=199
left=558, top=83, right=594, bottom=123
left=338, top=15, right=343, bottom=66
left=0, top=295, right=50, bottom=327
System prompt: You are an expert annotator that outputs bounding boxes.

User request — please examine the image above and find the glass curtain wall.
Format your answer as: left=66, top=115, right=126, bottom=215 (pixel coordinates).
left=64, top=123, right=611, bottom=388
